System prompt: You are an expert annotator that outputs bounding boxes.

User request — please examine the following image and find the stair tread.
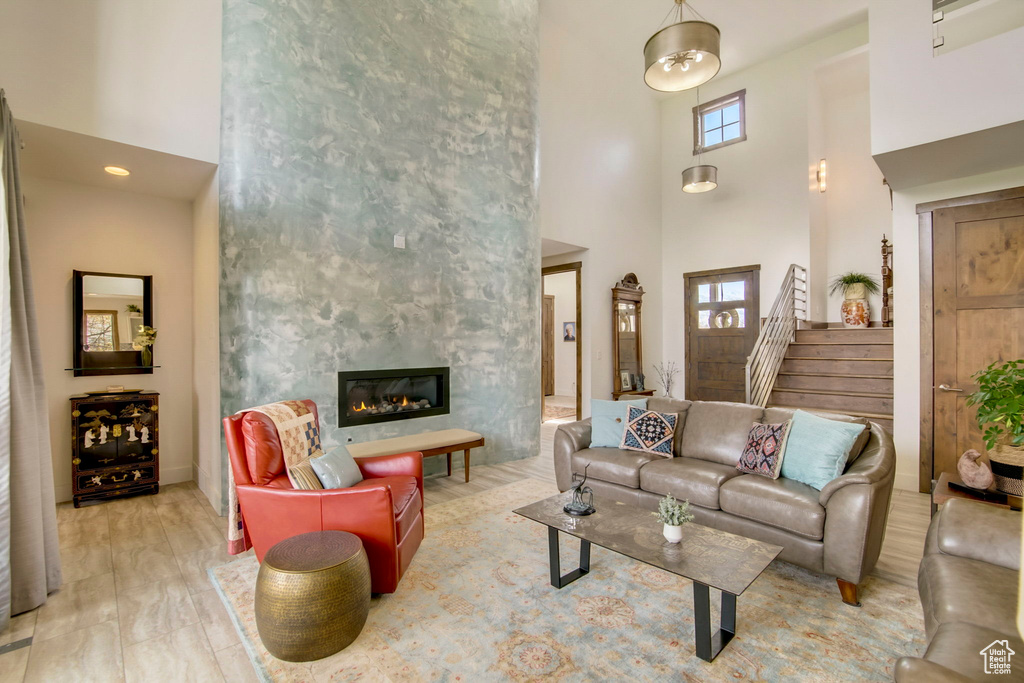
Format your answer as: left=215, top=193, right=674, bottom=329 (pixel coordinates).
left=771, top=387, right=891, bottom=399
left=767, top=404, right=894, bottom=420
left=785, top=356, right=893, bottom=361
left=789, top=341, right=893, bottom=346
left=777, top=372, right=893, bottom=379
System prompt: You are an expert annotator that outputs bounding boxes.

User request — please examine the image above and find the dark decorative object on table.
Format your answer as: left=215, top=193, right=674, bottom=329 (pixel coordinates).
left=956, top=449, right=994, bottom=490
left=564, top=465, right=595, bottom=516
left=635, top=373, right=645, bottom=391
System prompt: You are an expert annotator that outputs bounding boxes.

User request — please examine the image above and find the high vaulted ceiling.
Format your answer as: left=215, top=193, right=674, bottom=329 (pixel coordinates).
left=542, top=0, right=869, bottom=84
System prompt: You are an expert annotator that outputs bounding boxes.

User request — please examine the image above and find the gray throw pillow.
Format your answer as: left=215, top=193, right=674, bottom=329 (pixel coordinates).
left=310, top=447, right=363, bottom=489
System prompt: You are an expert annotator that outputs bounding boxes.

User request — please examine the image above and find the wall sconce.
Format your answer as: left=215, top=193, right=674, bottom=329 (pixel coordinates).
left=817, top=159, right=827, bottom=193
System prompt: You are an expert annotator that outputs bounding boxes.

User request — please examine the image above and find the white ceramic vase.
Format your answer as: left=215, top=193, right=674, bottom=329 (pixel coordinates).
left=663, top=523, right=683, bottom=544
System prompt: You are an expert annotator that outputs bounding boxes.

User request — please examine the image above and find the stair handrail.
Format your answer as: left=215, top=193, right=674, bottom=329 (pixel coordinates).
left=745, top=264, right=807, bottom=407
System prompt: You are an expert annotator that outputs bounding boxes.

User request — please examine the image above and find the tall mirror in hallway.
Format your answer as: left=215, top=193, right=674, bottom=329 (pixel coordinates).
left=612, top=273, right=652, bottom=400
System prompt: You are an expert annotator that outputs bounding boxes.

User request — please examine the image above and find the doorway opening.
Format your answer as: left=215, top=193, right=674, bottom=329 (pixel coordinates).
left=542, top=262, right=582, bottom=423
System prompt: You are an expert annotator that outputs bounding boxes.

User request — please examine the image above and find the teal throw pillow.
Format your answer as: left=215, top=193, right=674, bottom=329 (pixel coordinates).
left=590, top=398, right=648, bottom=448
left=780, top=410, right=867, bottom=490
left=310, top=446, right=364, bottom=489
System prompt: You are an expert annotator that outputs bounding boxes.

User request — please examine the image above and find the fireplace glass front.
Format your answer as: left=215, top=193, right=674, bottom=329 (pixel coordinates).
left=338, top=367, right=449, bottom=427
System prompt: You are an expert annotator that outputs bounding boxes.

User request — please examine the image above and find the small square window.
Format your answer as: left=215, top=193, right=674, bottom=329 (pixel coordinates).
left=693, top=89, right=746, bottom=155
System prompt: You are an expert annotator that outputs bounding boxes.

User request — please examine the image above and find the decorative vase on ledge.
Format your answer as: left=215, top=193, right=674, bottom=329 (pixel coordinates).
left=841, top=282, right=869, bottom=329
left=141, top=347, right=152, bottom=367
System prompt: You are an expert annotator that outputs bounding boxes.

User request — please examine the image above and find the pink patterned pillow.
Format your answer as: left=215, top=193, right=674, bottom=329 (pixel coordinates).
left=737, top=421, right=792, bottom=479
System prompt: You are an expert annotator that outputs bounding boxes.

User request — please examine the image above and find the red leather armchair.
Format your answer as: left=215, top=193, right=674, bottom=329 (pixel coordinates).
left=223, top=400, right=424, bottom=593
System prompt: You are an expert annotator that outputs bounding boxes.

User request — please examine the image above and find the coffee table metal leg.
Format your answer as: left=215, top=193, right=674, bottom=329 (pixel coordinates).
left=547, top=527, right=590, bottom=589
left=692, top=582, right=737, bottom=662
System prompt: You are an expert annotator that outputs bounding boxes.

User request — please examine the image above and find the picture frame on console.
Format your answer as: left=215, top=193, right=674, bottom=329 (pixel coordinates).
left=620, top=371, right=633, bottom=391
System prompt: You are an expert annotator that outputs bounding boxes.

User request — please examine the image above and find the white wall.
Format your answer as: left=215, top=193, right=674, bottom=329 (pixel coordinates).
left=818, top=51, right=892, bottom=322
left=539, top=3, right=663, bottom=410
left=890, top=164, right=1024, bottom=492
left=869, top=0, right=1024, bottom=156
left=24, top=176, right=195, bottom=503
left=192, top=170, right=221, bottom=511
left=0, top=0, right=221, bottom=163
left=661, top=24, right=868, bottom=396
left=543, top=270, right=576, bottom=398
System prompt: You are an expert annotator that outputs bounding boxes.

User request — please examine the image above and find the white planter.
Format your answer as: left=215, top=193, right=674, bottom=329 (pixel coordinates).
left=663, top=523, right=683, bottom=544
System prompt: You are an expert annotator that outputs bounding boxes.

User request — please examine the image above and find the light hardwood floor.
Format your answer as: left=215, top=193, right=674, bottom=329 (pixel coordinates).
left=0, top=419, right=930, bottom=682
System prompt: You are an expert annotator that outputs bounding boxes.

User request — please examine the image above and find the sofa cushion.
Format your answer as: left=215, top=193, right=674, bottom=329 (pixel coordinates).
left=764, top=407, right=871, bottom=464
left=719, top=474, right=825, bottom=540
left=919, top=552, right=1020, bottom=638
left=737, top=421, right=792, bottom=479
left=590, top=398, right=648, bottom=448
left=571, top=448, right=662, bottom=489
left=647, top=397, right=691, bottom=456
left=780, top=410, right=867, bottom=490
left=620, top=407, right=677, bottom=457
left=680, top=401, right=764, bottom=466
left=639, top=457, right=742, bottom=510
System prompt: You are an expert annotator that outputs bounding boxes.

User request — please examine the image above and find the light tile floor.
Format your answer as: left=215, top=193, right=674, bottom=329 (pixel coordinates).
left=0, top=421, right=932, bottom=681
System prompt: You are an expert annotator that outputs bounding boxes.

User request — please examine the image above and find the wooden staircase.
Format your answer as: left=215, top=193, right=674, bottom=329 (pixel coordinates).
left=767, top=327, right=894, bottom=432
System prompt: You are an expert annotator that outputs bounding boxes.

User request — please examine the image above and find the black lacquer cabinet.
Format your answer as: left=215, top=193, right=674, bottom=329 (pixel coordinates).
left=70, top=392, right=159, bottom=507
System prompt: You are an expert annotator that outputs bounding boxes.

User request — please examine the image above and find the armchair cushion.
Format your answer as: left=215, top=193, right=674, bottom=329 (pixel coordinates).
left=937, top=498, right=1022, bottom=571
left=311, top=446, right=364, bottom=489
left=919, top=552, right=1020, bottom=637
left=287, top=456, right=324, bottom=490
left=352, top=476, right=421, bottom=540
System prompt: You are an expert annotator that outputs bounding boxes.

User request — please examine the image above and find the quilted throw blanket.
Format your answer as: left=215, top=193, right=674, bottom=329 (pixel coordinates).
left=228, top=400, right=322, bottom=554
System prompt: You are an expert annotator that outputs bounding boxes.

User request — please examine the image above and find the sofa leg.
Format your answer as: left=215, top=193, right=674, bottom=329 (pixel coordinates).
left=837, top=579, right=861, bottom=607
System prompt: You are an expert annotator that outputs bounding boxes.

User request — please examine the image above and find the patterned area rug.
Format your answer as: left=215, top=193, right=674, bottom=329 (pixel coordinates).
left=542, top=404, right=576, bottom=421
left=210, top=478, right=926, bottom=682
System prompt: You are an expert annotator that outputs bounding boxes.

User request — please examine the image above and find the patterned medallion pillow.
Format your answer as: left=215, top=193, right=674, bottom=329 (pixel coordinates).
left=737, top=421, right=792, bottom=479
left=620, top=406, right=677, bottom=457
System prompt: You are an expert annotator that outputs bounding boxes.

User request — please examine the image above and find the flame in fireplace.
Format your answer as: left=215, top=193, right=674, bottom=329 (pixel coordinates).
left=401, top=396, right=408, bottom=406
left=353, top=401, right=367, bottom=412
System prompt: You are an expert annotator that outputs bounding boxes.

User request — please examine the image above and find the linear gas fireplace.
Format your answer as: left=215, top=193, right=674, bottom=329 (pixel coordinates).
left=338, top=367, right=450, bottom=428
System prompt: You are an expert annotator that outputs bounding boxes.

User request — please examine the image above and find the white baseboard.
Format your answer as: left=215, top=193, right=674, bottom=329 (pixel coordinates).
left=894, top=471, right=921, bottom=493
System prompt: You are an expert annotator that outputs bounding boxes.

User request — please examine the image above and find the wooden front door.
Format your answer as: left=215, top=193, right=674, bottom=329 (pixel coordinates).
left=684, top=266, right=760, bottom=402
left=926, top=192, right=1024, bottom=483
left=542, top=295, right=555, bottom=396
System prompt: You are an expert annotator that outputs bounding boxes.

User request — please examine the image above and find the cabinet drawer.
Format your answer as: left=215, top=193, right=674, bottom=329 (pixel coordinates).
left=76, top=465, right=157, bottom=493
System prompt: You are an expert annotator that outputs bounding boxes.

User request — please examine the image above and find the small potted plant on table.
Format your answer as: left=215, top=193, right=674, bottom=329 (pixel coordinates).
left=654, top=494, right=693, bottom=544
left=967, top=359, right=1024, bottom=495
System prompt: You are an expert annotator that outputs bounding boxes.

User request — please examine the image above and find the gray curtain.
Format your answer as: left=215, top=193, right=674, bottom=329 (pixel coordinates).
left=0, top=90, right=61, bottom=631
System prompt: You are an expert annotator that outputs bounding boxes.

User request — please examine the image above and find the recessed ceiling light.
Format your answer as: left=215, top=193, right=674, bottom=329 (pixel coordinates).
left=104, top=166, right=130, bottom=176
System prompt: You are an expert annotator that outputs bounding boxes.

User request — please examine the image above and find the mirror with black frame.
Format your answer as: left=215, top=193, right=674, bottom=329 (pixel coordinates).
left=73, top=270, right=153, bottom=376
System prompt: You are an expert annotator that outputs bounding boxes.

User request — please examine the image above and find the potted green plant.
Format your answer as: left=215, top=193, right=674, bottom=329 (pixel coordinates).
left=654, top=494, right=693, bottom=544
left=966, top=359, right=1024, bottom=495
left=828, top=272, right=880, bottom=329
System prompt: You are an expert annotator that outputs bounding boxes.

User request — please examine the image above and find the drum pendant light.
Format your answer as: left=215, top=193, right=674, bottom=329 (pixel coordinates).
left=644, top=0, right=721, bottom=93
left=682, top=87, right=718, bottom=194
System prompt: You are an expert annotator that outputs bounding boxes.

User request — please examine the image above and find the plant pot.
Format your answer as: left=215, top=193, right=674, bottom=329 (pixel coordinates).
left=844, top=283, right=867, bottom=300
left=663, top=523, right=683, bottom=544
left=841, top=299, right=869, bottom=329
left=988, top=441, right=1024, bottom=496
left=141, top=347, right=152, bottom=367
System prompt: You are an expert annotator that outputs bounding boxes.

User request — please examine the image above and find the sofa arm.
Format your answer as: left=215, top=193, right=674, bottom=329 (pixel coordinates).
left=819, top=425, right=894, bottom=506
left=821, top=427, right=896, bottom=584
left=894, top=657, right=972, bottom=683
left=935, top=498, right=1022, bottom=571
left=554, top=419, right=591, bottom=492
left=355, top=451, right=424, bottom=503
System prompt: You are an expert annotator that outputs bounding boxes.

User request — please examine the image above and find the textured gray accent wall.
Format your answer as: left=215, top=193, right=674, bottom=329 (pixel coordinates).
left=220, top=0, right=540, bottom=481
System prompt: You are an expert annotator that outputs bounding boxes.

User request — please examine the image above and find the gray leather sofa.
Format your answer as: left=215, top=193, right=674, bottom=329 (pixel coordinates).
left=553, top=397, right=896, bottom=605
left=895, top=498, right=1023, bottom=682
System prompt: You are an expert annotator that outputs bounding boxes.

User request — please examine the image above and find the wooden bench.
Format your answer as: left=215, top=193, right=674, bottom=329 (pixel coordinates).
left=347, top=429, right=484, bottom=483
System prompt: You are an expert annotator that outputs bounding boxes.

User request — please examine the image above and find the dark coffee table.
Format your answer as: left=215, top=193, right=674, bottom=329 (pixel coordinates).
left=513, top=493, right=782, bottom=662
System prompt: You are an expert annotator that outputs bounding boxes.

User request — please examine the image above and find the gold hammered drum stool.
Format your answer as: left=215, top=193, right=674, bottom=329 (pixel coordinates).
left=254, top=530, right=371, bottom=661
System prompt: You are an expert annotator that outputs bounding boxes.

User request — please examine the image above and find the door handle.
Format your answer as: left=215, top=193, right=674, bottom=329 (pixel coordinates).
left=938, top=384, right=964, bottom=392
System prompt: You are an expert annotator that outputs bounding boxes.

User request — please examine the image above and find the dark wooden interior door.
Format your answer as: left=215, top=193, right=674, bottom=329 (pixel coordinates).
left=542, top=295, right=554, bottom=396
left=930, top=195, right=1024, bottom=480
left=684, top=266, right=760, bottom=402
